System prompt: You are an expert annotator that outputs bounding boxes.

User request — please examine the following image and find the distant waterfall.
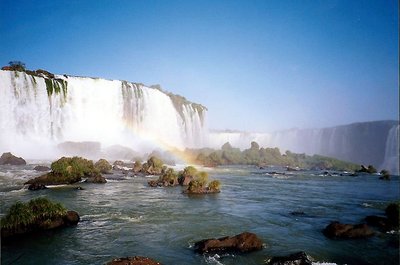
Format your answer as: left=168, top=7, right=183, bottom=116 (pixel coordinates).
left=380, top=125, right=399, bottom=175
left=209, top=121, right=399, bottom=174
left=0, top=70, right=207, bottom=158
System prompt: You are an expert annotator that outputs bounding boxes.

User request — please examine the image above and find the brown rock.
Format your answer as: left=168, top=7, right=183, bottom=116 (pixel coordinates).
left=266, top=251, right=313, bottom=265
left=194, top=232, right=263, bottom=254
left=323, top=221, right=375, bottom=239
left=106, top=256, right=161, bottom=265
left=85, top=174, right=107, bottom=183
left=64, top=211, right=80, bottom=226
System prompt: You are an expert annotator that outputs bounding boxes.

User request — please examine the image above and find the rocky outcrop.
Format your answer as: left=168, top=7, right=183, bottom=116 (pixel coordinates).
left=323, top=221, right=374, bottom=239
left=365, top=203, right=399, bottom=231
left=33, top=165, right=51, bottom=171
left=194, top=232, right=263, bottom=254
left=265, top=251, right=313, bottom=265
left=0, top=152, right=26, bottom=165
left=106, top=256, right=161, bottom=265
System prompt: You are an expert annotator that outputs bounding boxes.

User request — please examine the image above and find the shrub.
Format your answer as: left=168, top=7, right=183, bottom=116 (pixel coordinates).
left=94, top=159, right=112, bottom=174
left=208, top=180, right=221, bottom=191
left=147, top=156, right=164, bottom=170
left=51, top=156, right=97, bottom=178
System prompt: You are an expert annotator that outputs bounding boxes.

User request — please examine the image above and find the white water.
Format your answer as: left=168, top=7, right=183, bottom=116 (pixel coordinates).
left=0, top=70, right=206, bottom=159
left=1, top=70, right=397, bottom=174
left=380, top=125, right=400, bottom=175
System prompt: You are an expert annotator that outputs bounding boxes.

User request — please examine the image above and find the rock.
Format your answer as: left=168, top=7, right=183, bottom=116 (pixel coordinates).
left=323, top=221, right=375, bottom=239
left=0, top=152, right=26, bottom=165
left=365, top=203, right=399, bottom=231
left=178, top=175, right=193, bottom=186
left=385, top=203, right=399, bottom=227
left=194, top=232, right=263, bottom=254
left=183, top=187, right=221, bottom=194
left=85, top=174, right=107, bottom=183
left=265, top=251, right=313, bottom=265
left=27, top=183, right=47, bottom=191
left=64, top=211, right=80, bottom=226
left=365, top=215, right=389, bottom=230
left=33, top=165, right=51, bottom=171
left=106, top=256, right=161, bottom=265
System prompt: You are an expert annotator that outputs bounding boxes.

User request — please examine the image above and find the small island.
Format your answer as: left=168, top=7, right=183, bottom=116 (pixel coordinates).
left=1, top=197, right=80, bottom=239
left=25, top=156, right=108, bottom=190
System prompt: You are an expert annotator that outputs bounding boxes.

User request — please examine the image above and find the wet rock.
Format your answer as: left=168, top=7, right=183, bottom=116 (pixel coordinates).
left=64, top=211, right=80, bottom=226
left=33, top=165, right=51, bottom=171
left=323, top=221, right=375, bottom=239
left=85, top=174, right=107, bottom=183
left=0, top=152, right=26, bottom=165
left=178, top=175, right=193, bottom=186
left=385, top=203, right=399, bottom=227
left=27, top=183, right=48, bottom=191
left=106, top=256, right=162, bottom=265
left=365, top=203, right=399, bottom=231
left=265, top=251, right=313, bottom=265
left=194, top=232, right=263, bottom=254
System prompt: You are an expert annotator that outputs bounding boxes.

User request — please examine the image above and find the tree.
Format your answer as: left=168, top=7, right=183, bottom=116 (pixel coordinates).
left=8, top=61, right=26, bottom=71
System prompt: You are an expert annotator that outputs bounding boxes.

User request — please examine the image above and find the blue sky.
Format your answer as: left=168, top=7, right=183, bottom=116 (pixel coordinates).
left=1, top=0, right=398, bottom=132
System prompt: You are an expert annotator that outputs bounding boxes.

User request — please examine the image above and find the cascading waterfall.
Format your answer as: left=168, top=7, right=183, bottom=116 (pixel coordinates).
left=380, top=125, right=399, bottom=175
left=0, top=70, right=207, bottom=159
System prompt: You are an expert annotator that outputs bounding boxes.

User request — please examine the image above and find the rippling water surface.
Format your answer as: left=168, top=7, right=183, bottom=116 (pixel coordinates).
left=1, top=164, right=399, bottom=265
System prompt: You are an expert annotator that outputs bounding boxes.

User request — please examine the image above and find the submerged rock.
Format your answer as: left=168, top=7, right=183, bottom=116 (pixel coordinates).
left=194, top=232, right=263, bottom=254
left=323, top=221, right=374, bottom=239
left=106, top=256, right=161, bottom=265
left=265, top=251, right=313, bottom=265
left=0, top=152, right=26, bottom=165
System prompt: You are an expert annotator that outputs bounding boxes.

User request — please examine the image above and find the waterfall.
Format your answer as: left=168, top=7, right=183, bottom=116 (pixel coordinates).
left=0, top=70, right=207, bottom=158
left=380, top=125, right=399, bottom=175
left=209, top=121, right=399, bottom=174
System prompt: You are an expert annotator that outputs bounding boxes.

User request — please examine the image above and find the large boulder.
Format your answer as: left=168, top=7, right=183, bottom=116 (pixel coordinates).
left=0, top=152, right=26, bottom=165
left=265, top=251, right=313, bottom=265
left=106, top=256, right=161, bottom=265
left=323, top=221, right=374, bottom=239
left=194, top=232, right=263, bottom=254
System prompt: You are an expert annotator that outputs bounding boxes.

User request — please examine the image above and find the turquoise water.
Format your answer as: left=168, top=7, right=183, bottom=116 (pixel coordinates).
left=1, top=164, right=399, bottom=265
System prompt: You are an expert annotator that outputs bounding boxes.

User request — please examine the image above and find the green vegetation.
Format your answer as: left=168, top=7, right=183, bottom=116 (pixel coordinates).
left=45, top=78, right=68, bottom=99
left=8, top=61, right=26, bottom=71
left=94, top=159, right=112, bottom=174
left=51, top=156, right=98, bottom=179
left=208, top=180, right=221, bottom=191
left=1, top=198, right=67, bottom=230
left=186, top=142, right=359, bottom=171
